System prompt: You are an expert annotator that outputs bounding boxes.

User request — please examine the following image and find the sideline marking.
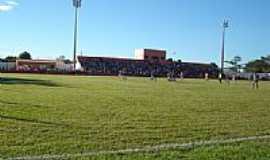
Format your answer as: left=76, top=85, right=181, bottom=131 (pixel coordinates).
left=7, top=135, right=270, bottom=160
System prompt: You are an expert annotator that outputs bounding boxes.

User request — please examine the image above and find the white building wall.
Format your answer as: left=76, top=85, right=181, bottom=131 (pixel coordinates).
left=226, top=72, right=270, bottom=80
left=56, top=61, right=73, bottom=72
left=134, top=49, right=145, bottom=60
left=0, top=62, right=16, bottom=71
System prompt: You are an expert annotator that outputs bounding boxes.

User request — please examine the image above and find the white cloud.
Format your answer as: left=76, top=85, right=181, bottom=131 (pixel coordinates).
left=6, top=1, right=18, bottom=6
left=0, top=1, right=18, bottom=12
left=0, top=4, right=13, bottom=11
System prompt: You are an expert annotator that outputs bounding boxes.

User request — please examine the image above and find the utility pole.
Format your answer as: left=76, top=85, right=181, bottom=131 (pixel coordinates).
left=73, top=0, right=82, bottom=73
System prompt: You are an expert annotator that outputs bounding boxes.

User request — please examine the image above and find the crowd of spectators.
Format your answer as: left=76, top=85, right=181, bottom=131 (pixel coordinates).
left=179, top=62, right=219, bottom=78
left=78, top=56, right=172, bottom=76
left=78, top=56, right=219, bottom=78
left=16, top=65, right=55, bottom=72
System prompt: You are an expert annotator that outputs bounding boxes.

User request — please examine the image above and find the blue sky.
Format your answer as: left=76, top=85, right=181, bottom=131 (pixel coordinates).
left=0, top=0, right=269, bottom=64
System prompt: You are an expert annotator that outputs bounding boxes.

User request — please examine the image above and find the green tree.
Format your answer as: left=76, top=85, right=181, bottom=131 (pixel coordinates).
left=19, top=51, right=32, bottom=60
left=225, top=56, right=242, bottom=72
left=261, top=55, right=270, bottom=64
left=210, top=62, right=218, bottom=68
left=245, top=59, right=270, bottom=73
left=5, top=56, right=17, bottom=62
left=167, top=58, right=173, bottom=62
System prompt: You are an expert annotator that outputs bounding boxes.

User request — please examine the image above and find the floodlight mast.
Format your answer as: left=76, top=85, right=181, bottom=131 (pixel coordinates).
left=220, top=20, right=229, bottom=77
left=73, top=0, right=82, bottom=73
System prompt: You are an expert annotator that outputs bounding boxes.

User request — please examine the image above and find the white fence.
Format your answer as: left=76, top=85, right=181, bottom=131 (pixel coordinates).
left=225, top=72, right=270, bottom=80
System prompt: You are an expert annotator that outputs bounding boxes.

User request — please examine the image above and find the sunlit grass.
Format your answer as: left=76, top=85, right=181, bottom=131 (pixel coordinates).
left=0, top=73, right=270, bottom=159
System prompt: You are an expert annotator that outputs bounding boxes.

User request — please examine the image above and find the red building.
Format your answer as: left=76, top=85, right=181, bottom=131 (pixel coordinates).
left=135, top=48, right=166, bottom=62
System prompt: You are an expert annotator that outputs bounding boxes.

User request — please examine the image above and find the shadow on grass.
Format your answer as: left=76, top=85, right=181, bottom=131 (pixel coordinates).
left=0, top=100, right=50, bottom=108
left=0, top=77, right=60, bottom=87
left=0, top=114, right=70, bottom=127
left=0, top=112, right=94, bottom=130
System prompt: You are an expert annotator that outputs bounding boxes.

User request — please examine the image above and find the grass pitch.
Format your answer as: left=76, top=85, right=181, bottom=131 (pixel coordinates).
left=0, top=74, right=270, bottom=159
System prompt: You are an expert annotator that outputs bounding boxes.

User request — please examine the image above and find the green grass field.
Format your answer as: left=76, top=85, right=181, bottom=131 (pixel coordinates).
left=1, top=73, right=270, bottom=159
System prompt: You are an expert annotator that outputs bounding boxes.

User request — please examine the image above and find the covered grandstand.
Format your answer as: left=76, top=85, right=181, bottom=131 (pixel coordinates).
left=77, top=49, right=218, bottom=77
left=78, top=57, right=218, bottom=78
left=78, top=56, right=174, bottom=76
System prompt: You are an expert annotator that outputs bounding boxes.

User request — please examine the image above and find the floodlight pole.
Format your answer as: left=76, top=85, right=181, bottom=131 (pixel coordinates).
left=73, top=7, right=78, bottom=73
left=73, top=0, right=81, bottom=73
left=220, top=20, right=229, bottom=77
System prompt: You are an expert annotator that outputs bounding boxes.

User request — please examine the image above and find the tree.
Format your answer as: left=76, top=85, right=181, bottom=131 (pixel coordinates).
left=261, top=55, right=270, bottom=64
left=57, top=55, right=66, bottom=61
left=225, top=56, right=242, bottom=73
left=210, top=62, right=218, bottom=68
left=19, top=51, right=32, bottom=59
left=5, top=56, right=17, bottom=62
left=167, top=58, right=173, bottom=62
left=245, top=59, right=270, bottom=73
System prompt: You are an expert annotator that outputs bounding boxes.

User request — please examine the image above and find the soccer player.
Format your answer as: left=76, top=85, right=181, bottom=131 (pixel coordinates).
left=205, top=73, right=209, bottom=81
left=232, top=74, right=236, bottom=82
left=119, top=70, right=127, bottom=80
left=150, top=70, right=157, bottom=81
left=218, top=73, right=222, bottom=84
left=118, top=70, right=122, bottom=79
left=167, top=71, right=176, bottom=82
left=252, top=73, right=259, bottom=89
left=180, top=72, right=184, bottom=81
left=167, top=72, right=171, bottom=81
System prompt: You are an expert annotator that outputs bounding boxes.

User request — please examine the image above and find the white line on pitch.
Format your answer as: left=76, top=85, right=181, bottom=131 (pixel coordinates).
left=7, top=135, right=270, bottom=160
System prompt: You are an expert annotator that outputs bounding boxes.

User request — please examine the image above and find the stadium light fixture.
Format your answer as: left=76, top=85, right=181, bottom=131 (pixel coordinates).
left=73, top=0, right=82, bottom=8
left=73, top=0, right=82, bottom=72
left=220, top=20, right=229, bottom=76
